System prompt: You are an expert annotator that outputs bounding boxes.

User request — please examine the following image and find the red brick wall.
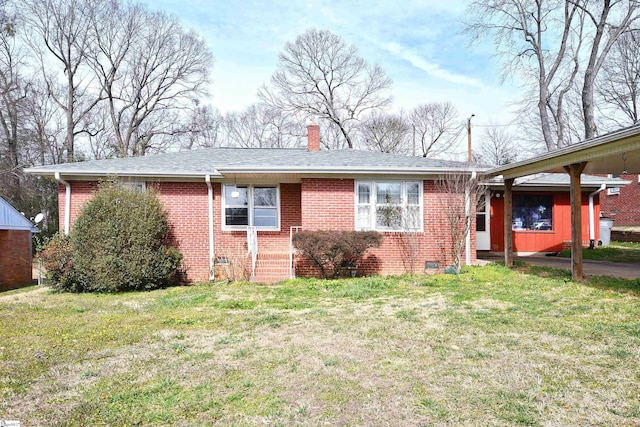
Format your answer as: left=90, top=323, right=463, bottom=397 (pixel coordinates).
left=59, top=181, right=211, bottom=282
left=58, top=178, right=477, bottom=283
left=0, top=229, right=33, bottom=290
left=213, top=183, right=302, bottom=279
left=59, top=181, right=303, bottom=283
left=296, top=179, right=475, bottom=277
left=601, top=174, right=640, bottom=225
left=152, top=182, right=210, bottom=281
left=301, top=178, right=354, bottom=229
left=58, top=181, right=98, bottom=228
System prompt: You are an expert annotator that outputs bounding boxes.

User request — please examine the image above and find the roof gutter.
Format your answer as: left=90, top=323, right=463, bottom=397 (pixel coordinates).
left=218, top=166, right=489, bottom=174
left=589, top=184, right=606, bottom=244
left=205, top=174, right=215, bottom=281
left=55, top=172, right=71, bottom=235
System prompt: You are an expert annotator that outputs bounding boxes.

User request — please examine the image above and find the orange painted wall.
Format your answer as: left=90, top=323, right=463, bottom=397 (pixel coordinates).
left=489, top=192, right=600, bottom=253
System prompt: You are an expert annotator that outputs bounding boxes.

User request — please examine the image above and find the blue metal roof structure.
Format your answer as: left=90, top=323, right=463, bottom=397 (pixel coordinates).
left=0, top=197, right=39, bottom=232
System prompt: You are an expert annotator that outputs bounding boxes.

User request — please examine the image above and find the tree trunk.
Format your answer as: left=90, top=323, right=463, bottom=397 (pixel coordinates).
left=66, top=74, right=75, bottom=162
left=538, top=87, right=555, bottom=151
left=582, top=71, right=597, bottom=139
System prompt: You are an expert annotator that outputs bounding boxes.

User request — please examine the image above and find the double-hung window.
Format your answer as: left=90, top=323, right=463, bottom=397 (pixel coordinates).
left=223, top=184, right=279, bottom=230
left=356, top=181, right=422, bottom=231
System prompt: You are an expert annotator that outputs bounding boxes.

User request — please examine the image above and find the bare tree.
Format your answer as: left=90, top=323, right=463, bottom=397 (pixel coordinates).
left=181, top=105, right=223, bottom=150
left=361, top=112, right=410, bottom=153
left=87, top=2, right=213, bottom=157
left=474, top=126, right=521, bottom=166
left=577, top=0, right=640, bottom=139
left=22, top=0, right=103, bottom=162
left=261, top=28, right=392, bottom=148
left=22, top=81, right=67, bottom=165
left=436, top=172, right=486, bottom=273
left=221, top=103, right=305, bottom=148
left=466, top=0, right=640, bottom=150
left=597, top=30, right=640, bottom=126
left=410, top=102, right=461, bottom=157
left=0, top=18, right=28, bottom=201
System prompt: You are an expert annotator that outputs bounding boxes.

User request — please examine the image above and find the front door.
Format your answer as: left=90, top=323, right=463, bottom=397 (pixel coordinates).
left=476, top=191, right=491, bottom=251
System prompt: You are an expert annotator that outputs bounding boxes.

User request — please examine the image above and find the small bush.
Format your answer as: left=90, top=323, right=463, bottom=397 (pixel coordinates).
left=38, top=233, right=79, bottom=292
left=293, top=230, right=382, bottom=278
left=41, top=182, right=183, bottom=292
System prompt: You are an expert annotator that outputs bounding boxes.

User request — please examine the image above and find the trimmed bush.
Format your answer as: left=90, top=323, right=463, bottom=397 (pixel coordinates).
left=41, top=182, right=182, bottom=292
left=293, top=230, right=382, bottom=278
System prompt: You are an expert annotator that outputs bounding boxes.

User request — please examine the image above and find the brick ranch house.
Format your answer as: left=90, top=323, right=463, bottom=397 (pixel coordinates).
left=26, top=125, right=626, bottom=283
left=27, top=125, right=488, bottom=283
left=0, top=197, right=39, bottom=290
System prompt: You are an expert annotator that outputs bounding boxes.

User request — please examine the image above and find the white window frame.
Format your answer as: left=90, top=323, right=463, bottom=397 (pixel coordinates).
left=607, top=174, right=620, bottom=195
left=354, top=180, right=423, bottom=232
left=221, top=184, right=280, bottom=231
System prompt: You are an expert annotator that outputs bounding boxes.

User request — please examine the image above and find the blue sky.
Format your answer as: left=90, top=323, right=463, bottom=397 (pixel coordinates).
left=150, top=0, right=520, bottom=127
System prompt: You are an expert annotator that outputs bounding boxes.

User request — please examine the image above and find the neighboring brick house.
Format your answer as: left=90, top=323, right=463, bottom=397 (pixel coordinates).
left=0, top=197, right=39, bottom=290
left=600, top=173, right=640, bottom=225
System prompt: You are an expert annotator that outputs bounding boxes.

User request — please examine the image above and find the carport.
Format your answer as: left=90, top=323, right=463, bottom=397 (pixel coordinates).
left=488, top=124, right=640, bottom=280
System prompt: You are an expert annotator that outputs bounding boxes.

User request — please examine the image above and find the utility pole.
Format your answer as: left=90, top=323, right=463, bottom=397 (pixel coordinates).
left=467, top=114, right=475, bottom=162
left=412, top=125, right=416, bottom=156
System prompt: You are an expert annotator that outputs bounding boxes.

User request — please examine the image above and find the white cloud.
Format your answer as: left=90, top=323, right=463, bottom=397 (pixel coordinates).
left=382, top=42, right=484, bottom=88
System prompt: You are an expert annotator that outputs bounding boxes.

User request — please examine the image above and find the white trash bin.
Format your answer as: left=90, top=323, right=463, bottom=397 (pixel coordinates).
left=599, top=217, right=614, bottom=246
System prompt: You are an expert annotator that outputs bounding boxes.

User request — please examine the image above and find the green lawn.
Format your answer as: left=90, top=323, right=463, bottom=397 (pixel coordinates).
left=1, top=265, right=639, bottom=426
left=560, top=241, right=640, bottom=263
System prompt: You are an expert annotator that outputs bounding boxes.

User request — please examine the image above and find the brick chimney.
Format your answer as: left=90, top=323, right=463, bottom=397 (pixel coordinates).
left=307, top=123, right=320, bottom=151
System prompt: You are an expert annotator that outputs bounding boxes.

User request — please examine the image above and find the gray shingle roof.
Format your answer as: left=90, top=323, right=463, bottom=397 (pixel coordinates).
left=486, top=173, right=631, bottom=188
left=25, top=147, right=483, bottom=178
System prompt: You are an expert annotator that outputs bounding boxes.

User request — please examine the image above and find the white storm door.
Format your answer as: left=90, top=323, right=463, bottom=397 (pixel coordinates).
left=476, top=191, right=491, bottom=251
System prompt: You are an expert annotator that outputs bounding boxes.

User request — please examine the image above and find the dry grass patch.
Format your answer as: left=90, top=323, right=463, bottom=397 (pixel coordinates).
left=1, top=266, right=639, bottom=425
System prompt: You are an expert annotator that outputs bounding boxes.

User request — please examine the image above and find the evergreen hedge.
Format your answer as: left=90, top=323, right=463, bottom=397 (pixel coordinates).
left=40, top=182, right=182, bottom=292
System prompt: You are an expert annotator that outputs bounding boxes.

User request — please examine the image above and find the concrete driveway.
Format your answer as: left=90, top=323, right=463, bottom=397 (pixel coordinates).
left=477, top=253, right=640, bottom=280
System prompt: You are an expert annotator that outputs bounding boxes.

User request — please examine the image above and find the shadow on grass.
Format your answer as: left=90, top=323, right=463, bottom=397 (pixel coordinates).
left=507, top=261, right=640, bottom=296
left=558, top=244, right=640, bottom=263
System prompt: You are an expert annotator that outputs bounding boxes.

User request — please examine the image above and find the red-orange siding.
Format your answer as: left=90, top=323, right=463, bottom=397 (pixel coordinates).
left=489, top=192, right=599, bottom=253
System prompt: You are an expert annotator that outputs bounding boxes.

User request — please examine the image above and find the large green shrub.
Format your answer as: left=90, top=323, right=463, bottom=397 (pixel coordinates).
left=293, top=230, right=382, bottom=278
left=42, top=182, right=182, bottom=292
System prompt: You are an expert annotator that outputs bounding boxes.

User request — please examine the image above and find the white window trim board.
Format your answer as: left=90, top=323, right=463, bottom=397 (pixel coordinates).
left=354, top=180, right=424, bottom=232
left=221, top=184, right=281, bottom=231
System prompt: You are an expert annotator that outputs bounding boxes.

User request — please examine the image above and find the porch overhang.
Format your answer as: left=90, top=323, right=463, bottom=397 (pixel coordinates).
left=487, top=124, right=640, bottom=280
left=489, top=124, right=640, bottom=179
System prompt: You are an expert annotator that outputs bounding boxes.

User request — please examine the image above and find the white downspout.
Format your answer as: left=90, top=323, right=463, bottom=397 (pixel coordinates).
left=205, top=175, right=215, bottom=281
left=465, top=171, right=477, bottom=266
left=589, top=184, right=606, bottom=243
left=55, top=172, right=71, bottom=235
